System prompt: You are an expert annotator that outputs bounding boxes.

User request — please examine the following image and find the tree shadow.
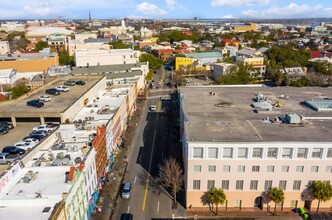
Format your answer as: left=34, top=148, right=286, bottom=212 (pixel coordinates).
left=200, top=191, right=215, bottom=215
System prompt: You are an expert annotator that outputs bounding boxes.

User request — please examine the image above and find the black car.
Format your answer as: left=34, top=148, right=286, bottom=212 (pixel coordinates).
left=24, top=134, right=45, bottom=141
left=0, top=121, right=13, bottom=129
left=27, top=100, right=44, bottom=108
left=120, top=213, right=133, bottom=220
left=0, top=127, right=9, bottom=135
left=46, top=88, right=61, bottom=95
left=75, top=80, right=85, bottom=85
left=2, top=146, right=26, bottom=155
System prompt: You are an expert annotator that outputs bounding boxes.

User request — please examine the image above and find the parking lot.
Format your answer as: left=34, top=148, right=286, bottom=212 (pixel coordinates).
left=0, top=122, right=39, bottom=151
left=0, top=77, right=102, bottom=116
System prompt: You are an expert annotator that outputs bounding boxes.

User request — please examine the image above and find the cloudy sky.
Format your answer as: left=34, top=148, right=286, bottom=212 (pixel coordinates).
left=0, top=0, right=331, bottom=19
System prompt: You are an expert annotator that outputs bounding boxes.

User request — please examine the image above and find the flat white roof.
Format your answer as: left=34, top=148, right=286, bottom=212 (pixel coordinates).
left=1, top=166, right=71, bottom=201
left=0, top=206, right=55, bottom=220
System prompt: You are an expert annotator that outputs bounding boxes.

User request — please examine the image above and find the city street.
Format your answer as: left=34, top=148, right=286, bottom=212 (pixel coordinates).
left=112, top=68, right=182, bottom=220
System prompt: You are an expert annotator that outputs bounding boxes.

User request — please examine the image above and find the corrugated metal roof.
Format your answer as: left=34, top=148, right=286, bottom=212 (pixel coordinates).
left=184, top=52, right=222, bottom=59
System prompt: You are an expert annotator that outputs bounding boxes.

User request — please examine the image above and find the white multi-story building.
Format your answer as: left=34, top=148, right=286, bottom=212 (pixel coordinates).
left=0, top=22, right=25, bottom=32
left=75, top=48, right=140, bottom=67
left=67, top=39, right=110, bottom=56
left=180, top=86, right=332, bottom=212
left=0, top=69, right=17, bottom=85
left=0, top=41, right=10, bottom=54
left=213, top=63, right=234, bottom=78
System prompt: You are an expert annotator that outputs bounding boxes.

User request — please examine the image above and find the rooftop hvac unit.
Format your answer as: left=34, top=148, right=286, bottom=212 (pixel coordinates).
left=74, top=157, right=82, bottom=164
left=285, top=113, right=301, bottom=124
left=23, top=170, right=38, bottom=183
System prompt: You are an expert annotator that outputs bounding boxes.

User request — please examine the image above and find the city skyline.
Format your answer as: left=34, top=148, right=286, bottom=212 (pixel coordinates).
left=0, top=0, right=331, bottom=20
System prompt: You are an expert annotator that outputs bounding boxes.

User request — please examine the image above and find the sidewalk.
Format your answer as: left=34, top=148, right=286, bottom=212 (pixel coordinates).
left=91, top=97, right=146, bottom=220
left=185, top=207, right=302, bottom=219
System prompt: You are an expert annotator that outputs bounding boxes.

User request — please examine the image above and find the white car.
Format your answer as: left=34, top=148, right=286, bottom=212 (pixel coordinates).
left=33, top=124, right=54, bottom=132
left=55, top=85, right=69, bottom=92
left=22, top=138, right=39, bottom=145
left=38, top=95, right=51, bottom=102
left=15, top=141, right=36, bottom=150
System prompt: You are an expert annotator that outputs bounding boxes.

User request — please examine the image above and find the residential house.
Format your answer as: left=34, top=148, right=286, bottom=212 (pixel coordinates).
left=0, top=69, right=17, bottom=85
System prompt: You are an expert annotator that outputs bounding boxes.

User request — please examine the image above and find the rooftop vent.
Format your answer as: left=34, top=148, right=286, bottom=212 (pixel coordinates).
left=210, top=91, right=216, bottom=96
left=285, top=113, right=301, bottom=124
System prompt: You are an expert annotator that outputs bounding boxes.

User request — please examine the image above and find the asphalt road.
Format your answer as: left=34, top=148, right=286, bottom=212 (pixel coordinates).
left=112, top=68, right=181, bottom=220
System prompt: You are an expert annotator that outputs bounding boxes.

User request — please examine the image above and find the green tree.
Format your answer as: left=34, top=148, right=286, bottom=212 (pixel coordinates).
left=34, top=41, right=48, bottom=51
left=266, top=45, right=310, bottom=68
left=311, top=181, right=332, bottom=212
left=58, top=51, right=73, bottom=65
left=5, top=83, right=30, bottom=99
left=145, top=70, right=154, bottom=81
left=207, top=187, right=226, bottom=215
left=268, top=187, right=285, bottom=216
left=109, top=40, right=131, bottom=49
left=139, top=53, right=163, bottom=69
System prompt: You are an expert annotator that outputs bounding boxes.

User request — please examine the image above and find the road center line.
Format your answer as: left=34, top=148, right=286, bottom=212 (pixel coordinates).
left=127, top=205, right=130, bottom=213
left=157, top=201, right=160, bottom=212
left=134, top=176, right=137, bottom=184
left=141, top=130, right=157, bottom=211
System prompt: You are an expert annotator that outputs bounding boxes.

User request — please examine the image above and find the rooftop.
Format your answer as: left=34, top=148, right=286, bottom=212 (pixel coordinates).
left=184, top=52, right=222, bottom=59
left=71, top=62, right=147, bottom=75
left=180, top=86, right=332, bottom=143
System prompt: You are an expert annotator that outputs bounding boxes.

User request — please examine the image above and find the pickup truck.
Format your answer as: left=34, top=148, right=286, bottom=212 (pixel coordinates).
left=0, top=153, right=19, bottom=165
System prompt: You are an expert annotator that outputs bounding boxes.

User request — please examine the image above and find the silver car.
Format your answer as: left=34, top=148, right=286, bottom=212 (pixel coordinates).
left=121, top=182, right=132, bottom=199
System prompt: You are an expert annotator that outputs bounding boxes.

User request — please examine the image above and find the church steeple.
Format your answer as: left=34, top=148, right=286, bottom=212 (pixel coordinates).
left=89, top=11, right=91, bottom=23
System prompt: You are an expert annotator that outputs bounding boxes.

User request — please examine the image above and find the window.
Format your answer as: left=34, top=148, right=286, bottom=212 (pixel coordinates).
left=236, top=180, right=244, bottom=190
left=323, top=180, right=331, bottom=184
left=223, top=148, right=233, bottom=158
left=327, top=148, right=332, bottom=158
left=194, top=165, right=201, bottom=172
left=252, top=148, right=263, bottom=158
left=207, top=180, right=215, bottom=190
left=311, top=166, right=319, bottom=172
left=311, top=148, right=322, bottom=158
left=223, top=165, right=231, bottom=172
left=208, top=165, right=216, bottom=172
left=252, top=166, right=260, bottom=172
left=264, top=180, right=272, bottom=190
left=267, top=165, right=275, bottom=172
left=308, top=180, right=315, bottom=188
left=221, top=180, right=229, bottom=190
left=282, top=166, right=289, bottom=172
left=237, top=148, right=248, bottom=158
left=238, top=165, right=245, bottom=172
left=296, top=166, right=304, bottom=172
left=282, top=148, right=293, bottom=158
left=267, top=148, right=278, bottom=158
left=193, top=180, right=200, bottom=190
left=297, top=148, right=308, bottom=158
left=326, top=166, right=332, bottom=172
left=250, top=180, right=258, bottom=190
left=234, top=200, right=241, bottom=207
left=293, top=180, right=301, bottom=190
left=279, top=180, right=287, bottom=190
left=208, top=148, right=218, bottom=159
left=193, top=148, right=203, bottom=158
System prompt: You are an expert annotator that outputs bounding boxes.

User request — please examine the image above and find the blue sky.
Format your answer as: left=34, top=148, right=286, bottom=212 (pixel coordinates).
left=0, top=0, right=331, bottom=19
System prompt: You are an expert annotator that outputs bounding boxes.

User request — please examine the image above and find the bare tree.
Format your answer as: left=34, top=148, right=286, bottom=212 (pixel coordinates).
left=156, top=157, right=184, bottom=203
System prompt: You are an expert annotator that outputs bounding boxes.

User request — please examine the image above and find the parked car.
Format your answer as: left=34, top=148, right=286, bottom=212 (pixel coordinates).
left=14, top=141, right=36, bottom=151
left=0, top=121, right=13, bottom=129
left=46, top=88, right=61, bottom=95
left=22, top=138, right=39, bottom=145
left=24, top=134, right=45, bottom=141
left=30, top=130, right=48, bottom=137
left=33, top=124, right=56, bottom=132
left=64, top=80, right=76, bottom=86
left=0, top=127, right=9, bottom=135
left=2, top=146, right=26, bottom=155
left=75, top=80, right=85, bottom=85
left=38, top=95, right=51, bottom=102
left=121, top=182, right=132, bottom=199
left=0, top=153, right=20, bottom=165
left=27, top=100, right=44, bottom=108
left=120, top=213, right=133, bottom=220
left=55, top=85, right=69, bottom=92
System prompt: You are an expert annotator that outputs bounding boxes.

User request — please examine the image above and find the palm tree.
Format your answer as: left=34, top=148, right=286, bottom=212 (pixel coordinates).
left=311, top=181, right=332, bottom=212
left=207, top=187, right=226, bottom=215
left=268, top=187, right=285, bottom=216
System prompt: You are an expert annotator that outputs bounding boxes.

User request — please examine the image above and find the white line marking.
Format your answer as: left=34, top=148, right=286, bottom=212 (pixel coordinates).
left=127, top=205, right=130, bottom=213
left=172, top=213, right=175, bottom=219
left=157, top=201, right=160, bottom=212
left=134, top=176, right=137, bottom=184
